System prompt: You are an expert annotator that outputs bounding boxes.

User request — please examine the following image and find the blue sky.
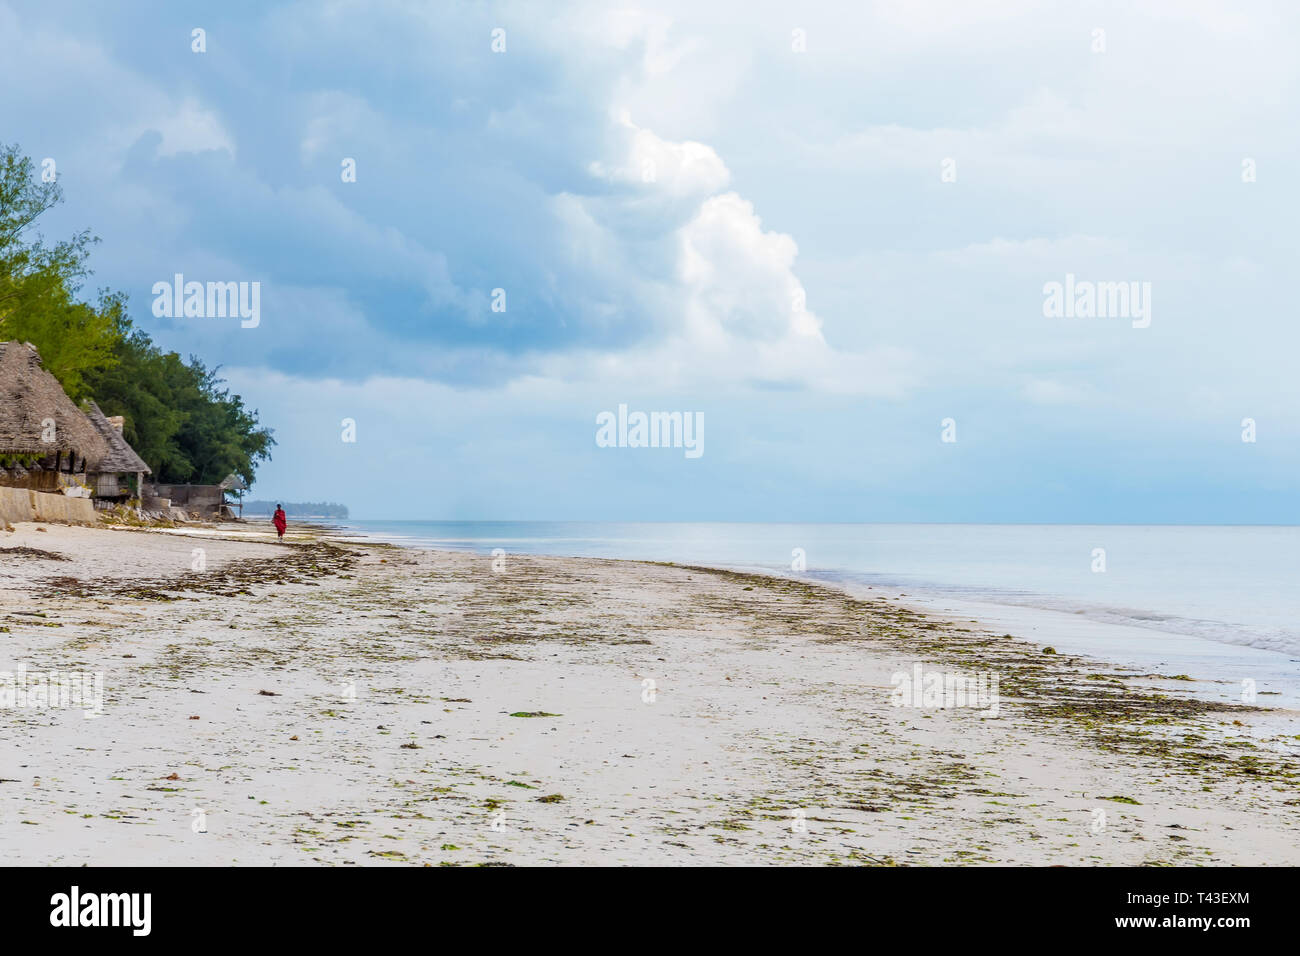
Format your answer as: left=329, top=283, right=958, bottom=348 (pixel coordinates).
left=3, top=0, right=1297, bottom=521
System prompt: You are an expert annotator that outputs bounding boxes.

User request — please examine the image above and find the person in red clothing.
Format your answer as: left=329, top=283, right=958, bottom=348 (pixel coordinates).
left=272, top=504, right=287, bottom=540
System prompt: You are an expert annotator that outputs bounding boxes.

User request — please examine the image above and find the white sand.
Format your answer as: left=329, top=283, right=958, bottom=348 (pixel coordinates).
left=1, top=521, right=1296, bottom=866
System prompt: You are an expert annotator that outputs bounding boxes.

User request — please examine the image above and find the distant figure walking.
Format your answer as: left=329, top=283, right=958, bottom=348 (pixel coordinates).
left=272, top=504, right=287, bottom=541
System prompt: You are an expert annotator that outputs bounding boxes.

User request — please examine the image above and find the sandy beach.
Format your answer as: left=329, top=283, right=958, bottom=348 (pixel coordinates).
left=1, top=520, right=1297, bottom=866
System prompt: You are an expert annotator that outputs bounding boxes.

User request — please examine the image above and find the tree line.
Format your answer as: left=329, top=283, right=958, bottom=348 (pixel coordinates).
left=0, top=143, right=274, bottom=486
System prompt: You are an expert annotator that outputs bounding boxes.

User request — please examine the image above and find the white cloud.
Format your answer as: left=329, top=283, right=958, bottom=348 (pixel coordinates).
left=588, top=113, right=730, bottom=198
left=537, top=103, right=922, bottom=396
left=679, top=192, right=820, bottom=342
left=151, top=97, right=236, bottom=157
left=546, top=132, right=918, bottom=397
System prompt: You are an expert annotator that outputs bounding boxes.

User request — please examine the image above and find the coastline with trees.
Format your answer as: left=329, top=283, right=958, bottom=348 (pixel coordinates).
left=0, top=143, right=274, bottom=490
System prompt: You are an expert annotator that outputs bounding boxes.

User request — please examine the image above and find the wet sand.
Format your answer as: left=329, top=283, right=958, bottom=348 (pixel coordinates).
left=1, top=520, right=1296, bottom=865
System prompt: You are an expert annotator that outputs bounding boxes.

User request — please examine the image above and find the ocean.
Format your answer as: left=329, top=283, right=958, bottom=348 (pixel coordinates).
left=333, top=520, right=1300, bottom=706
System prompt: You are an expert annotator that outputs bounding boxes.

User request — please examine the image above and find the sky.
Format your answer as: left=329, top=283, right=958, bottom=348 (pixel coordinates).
left=2, top=0, right=1297, bottom=522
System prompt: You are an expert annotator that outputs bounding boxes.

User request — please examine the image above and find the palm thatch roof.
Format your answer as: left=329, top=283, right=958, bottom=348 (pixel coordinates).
left=0, top=341, right=110, bottom=464
left=83, top=400, right=151, bottom=475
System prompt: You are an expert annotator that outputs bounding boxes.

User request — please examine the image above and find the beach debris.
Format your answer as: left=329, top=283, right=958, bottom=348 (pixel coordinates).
left=509, top=711, right=560, bottom=718
left=36, top=541, right=358, bottom=601
left=535, top=794, right=564, bottom=803
left=163, top=773, right=180, bottom=780
left=1098, top=795, right=1141, bottom=805
left=257, top=689, right=280, bottom=696
left=0, top=546, right=68, bottom=561
left=1042, top=646, right=1057, bottom=654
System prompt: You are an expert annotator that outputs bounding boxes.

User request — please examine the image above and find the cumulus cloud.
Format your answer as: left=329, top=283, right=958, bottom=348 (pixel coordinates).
left=516, top=102, right=918, bottom=397
left=543, top=134, right=916, bottom=397
left=679, top=192, right=817, bottom=342
left=150, top=97, right=236, bottom=157
left=588, top=112, right=730, bottom=198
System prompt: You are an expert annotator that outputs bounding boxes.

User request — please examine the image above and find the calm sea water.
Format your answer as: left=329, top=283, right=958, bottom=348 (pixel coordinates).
left=334, top=521, right=1300, bottom=663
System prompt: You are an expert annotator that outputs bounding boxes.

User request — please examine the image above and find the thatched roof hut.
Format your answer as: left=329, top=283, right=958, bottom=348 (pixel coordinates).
left=83, top=400, right=151, bottom=475
left=0, top=341, right=110, bottom=467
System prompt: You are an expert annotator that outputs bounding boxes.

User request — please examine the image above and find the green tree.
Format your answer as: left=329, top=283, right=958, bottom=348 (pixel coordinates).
left=82, top=328, right=276, bottom=486
left=1, top=142, right=276, bottom=487
left=0, top=143, right=120, bottom=395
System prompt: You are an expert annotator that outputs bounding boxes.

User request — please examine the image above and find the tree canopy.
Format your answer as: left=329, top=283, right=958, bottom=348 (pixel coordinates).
left=0, top=143, right=274, bottom=485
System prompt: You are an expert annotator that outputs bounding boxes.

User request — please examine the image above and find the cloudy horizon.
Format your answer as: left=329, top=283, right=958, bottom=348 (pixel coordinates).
left=3, top=0, right=1296, bottom=522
